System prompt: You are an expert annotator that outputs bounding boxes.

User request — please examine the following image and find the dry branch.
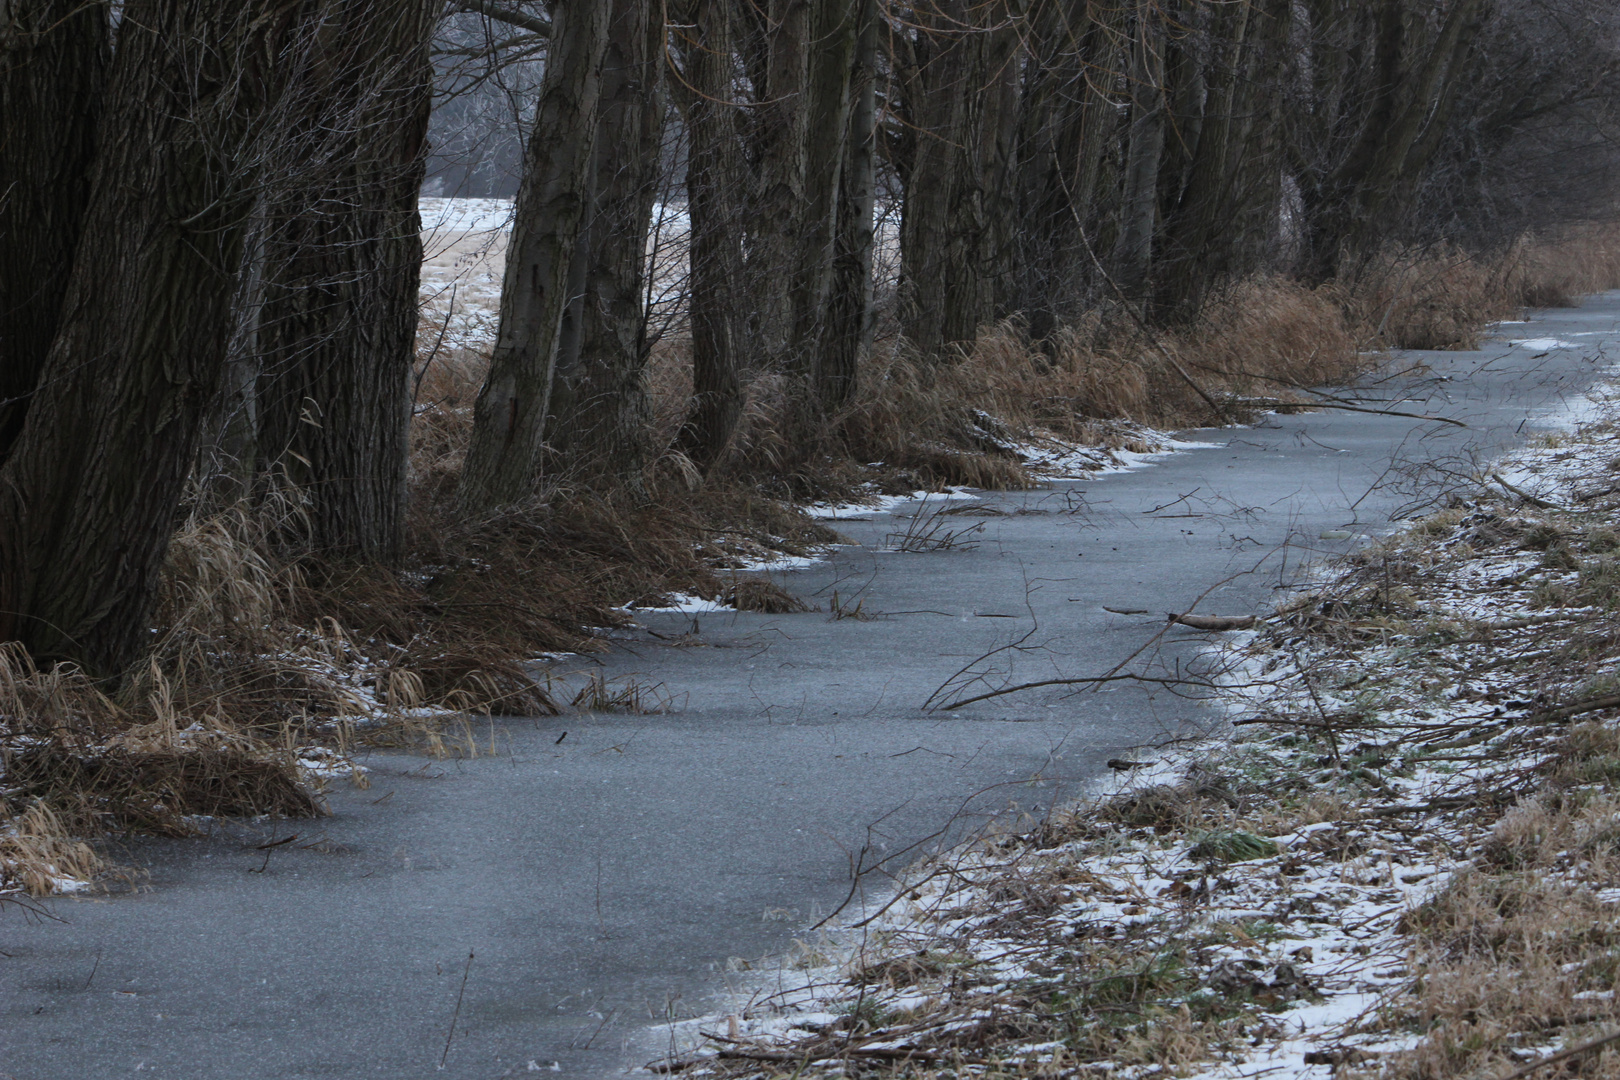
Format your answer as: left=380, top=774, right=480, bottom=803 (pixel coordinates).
left=1167, top=612, right=1257, bottom=631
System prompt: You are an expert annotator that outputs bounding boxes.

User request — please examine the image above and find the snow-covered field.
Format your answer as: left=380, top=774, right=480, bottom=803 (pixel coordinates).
left=417, top=196, right=900, bottom=356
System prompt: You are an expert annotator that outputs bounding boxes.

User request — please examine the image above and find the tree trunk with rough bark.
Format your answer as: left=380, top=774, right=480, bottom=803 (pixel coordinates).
left=743, top=0, right=810, bottom=368
left=898, top=0, right=972, bottom=356
left=460, top=0, right=610, bottom=512
left=820, top=0, right=878, bottom=413
left=954, top=5, right=1020, bottom=336
left=1115, top=3, right=1167, bottom=298
left=898, top=0, right=1020, bottom=354
left=0, top=0, right=107, bottom=462
left=548, top=0, right=666, bottom=489
left=1012, top=0, right=1127, bottom=340
left=788, top=0, right=859, bottom=388
left=254, top=0, right=437, bottom=561
left=0, top=0, right=301, bottom=674
left=674, top=0, right=746, bottom=473
left=1298, top=0, right=1489, bottom=280
left=1150, top=0, right=1253, bottom=319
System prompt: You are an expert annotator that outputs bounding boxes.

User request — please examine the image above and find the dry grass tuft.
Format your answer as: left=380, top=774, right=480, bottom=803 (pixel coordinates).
left=0, top=639, right=325, bottom=892
left=719, top=277, right=1367, bottom=493
left=4, top=745, right=324, bottom=837
left=1351, top=225, right=1620, bottom=350
left=725, top=579, right=814, bottom=614
left=0, top=801, right=106, bottom=896
left=569, top=671, right=674, bottom=714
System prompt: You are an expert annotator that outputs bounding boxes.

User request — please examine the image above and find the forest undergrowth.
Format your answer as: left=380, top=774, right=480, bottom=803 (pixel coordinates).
left=4, top=228, right=1620, bottom=899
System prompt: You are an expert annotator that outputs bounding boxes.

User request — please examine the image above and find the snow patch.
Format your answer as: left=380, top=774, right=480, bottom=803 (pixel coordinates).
left=1509, top=337, right=1583, bottom=351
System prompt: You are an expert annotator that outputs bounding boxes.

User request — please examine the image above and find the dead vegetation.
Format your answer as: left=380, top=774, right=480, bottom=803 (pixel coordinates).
left=637, top=228, right=1620, bottom=496
left=643, top=361, right=1620, bottom=1078
left=7, top=228, right=1618, bottom=900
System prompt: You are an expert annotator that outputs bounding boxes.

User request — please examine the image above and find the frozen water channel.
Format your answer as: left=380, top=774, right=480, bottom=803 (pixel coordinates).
left=4, top=296, right=1619, bottom=1079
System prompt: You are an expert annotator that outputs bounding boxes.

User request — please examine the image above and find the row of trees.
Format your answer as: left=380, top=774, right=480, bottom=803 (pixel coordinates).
left=454, top=0, right=1620, bottom=488
left=0, top=0, right=1614, bottom=678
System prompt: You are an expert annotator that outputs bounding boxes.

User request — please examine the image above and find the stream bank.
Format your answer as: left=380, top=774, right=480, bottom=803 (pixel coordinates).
left=2, top=298, right=1615, bottom=1079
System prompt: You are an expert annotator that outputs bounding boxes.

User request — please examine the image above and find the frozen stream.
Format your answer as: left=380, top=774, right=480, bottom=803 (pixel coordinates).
left=3, top=297, right=1619, bottom=1079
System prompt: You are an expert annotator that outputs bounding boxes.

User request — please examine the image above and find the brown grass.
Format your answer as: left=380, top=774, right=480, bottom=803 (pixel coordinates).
left=10, top=224, right=1620, bottom=899
left=1351, top=224, right=1620, bottom=350
left=638, top=228, right=1620, bottom=493
left=696, top=275, right=1367, bottom=492
left=0, top=802, right=105, bottom=896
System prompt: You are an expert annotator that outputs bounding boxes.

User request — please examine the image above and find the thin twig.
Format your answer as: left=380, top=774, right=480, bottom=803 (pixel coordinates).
left=1497, top=1027, right=1620, bottom=1080
left=440, top=950, right=474, bottom=1070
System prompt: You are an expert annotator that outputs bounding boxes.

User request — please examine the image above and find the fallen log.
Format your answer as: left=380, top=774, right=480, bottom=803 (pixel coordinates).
left=1492, top=472, right=1564, bottom=511
left=1530, top=693, right=1620, bottom=725
left=1168, top=613, right=1257, bottom=631
left=1473, top=611, right=1594, bottom=633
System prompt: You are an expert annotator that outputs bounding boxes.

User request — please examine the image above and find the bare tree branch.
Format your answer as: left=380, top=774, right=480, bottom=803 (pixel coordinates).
left=448, top=0, right=550, bottom=37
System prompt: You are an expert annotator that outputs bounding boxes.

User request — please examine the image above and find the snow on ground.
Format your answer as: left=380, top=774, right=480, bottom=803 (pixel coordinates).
left=625, top=592, right=732, bottom=614
left=802, top=488, right=981, bottom=520
left=1508, top=337, right=1584, bottom=351
left=420, top=197, right=514, bottom=233
left=1011, top=432, right=1225, bottom=482
left=418, top=198, right=510, bottom=353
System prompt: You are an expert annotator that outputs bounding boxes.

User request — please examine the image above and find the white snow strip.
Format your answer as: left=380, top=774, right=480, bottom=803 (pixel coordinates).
left=1508, top=337, right=1583, bottom=351
left=629, top=592, right=728, bottom=614
left=802, top=489, right=979, bottom=519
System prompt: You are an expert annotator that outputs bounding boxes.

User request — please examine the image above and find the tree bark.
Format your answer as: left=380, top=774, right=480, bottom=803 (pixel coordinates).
left=956, top=5, right=1020, bottom=335
left=1011, top=0, right=1127, bottom=339
left=820, top=0, right=878, bottom=413
left=548, top=0, right=667, bottom=489
left=459, top=0, right=610, bottom=512
left=1115, top=2, right=1167, bottom=298
left=0, top=0, right=301, bottom=674
left=254, top=0, right=437, bottom=561
left=898, top=0, right=1020, bottom=354
left=1150, top=0, right=1253, bottom=318
left=673, top=0, right=746, bottom=473
left=898, top=0, right=972, bottom=356
left=788, top=0, right=859, bottom=389
left=1298, top=0, right=1489, bottom=280
left=0, top=0, right=107, bottom=462
left=743, top=0, right=811, bottom=368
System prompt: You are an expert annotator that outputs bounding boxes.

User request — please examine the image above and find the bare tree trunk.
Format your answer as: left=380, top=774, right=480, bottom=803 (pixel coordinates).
left=197, top=202, right=270, bottom=507
left=898, top=0, right=972, bottom=356
left=788, top=0, right=859, bottom=388
left=674, top=0, right=746, bottom=472
left=0, top=0, right=300, bottom=674
left=1115, top=2, right=1167, bottom=298
left=953, top=5, right=1020, bottom=337
left=460, top=0, right=610, bottom=512
left=1150, top=0, right=1253, bottom=318
left=0, top=0, right=107, bottom=462
left=743, top=0, right=811, bottom=367
left=548, top=0, right=667, bottom=489
left=1298, top=0, right=1489, bottom=280
left=820, top=0, right=878, bottom=412
left=1013, top=0, right=1126, bottom=340
left=898, top=0, right=1020, bottom=354
left=254, top=0, right=437, bottom=561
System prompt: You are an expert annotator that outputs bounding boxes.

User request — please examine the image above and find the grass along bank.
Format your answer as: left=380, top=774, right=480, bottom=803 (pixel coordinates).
left=642, top=367, right=1620, bottom=1075
left=4, top=229, right=1619, bottom=901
